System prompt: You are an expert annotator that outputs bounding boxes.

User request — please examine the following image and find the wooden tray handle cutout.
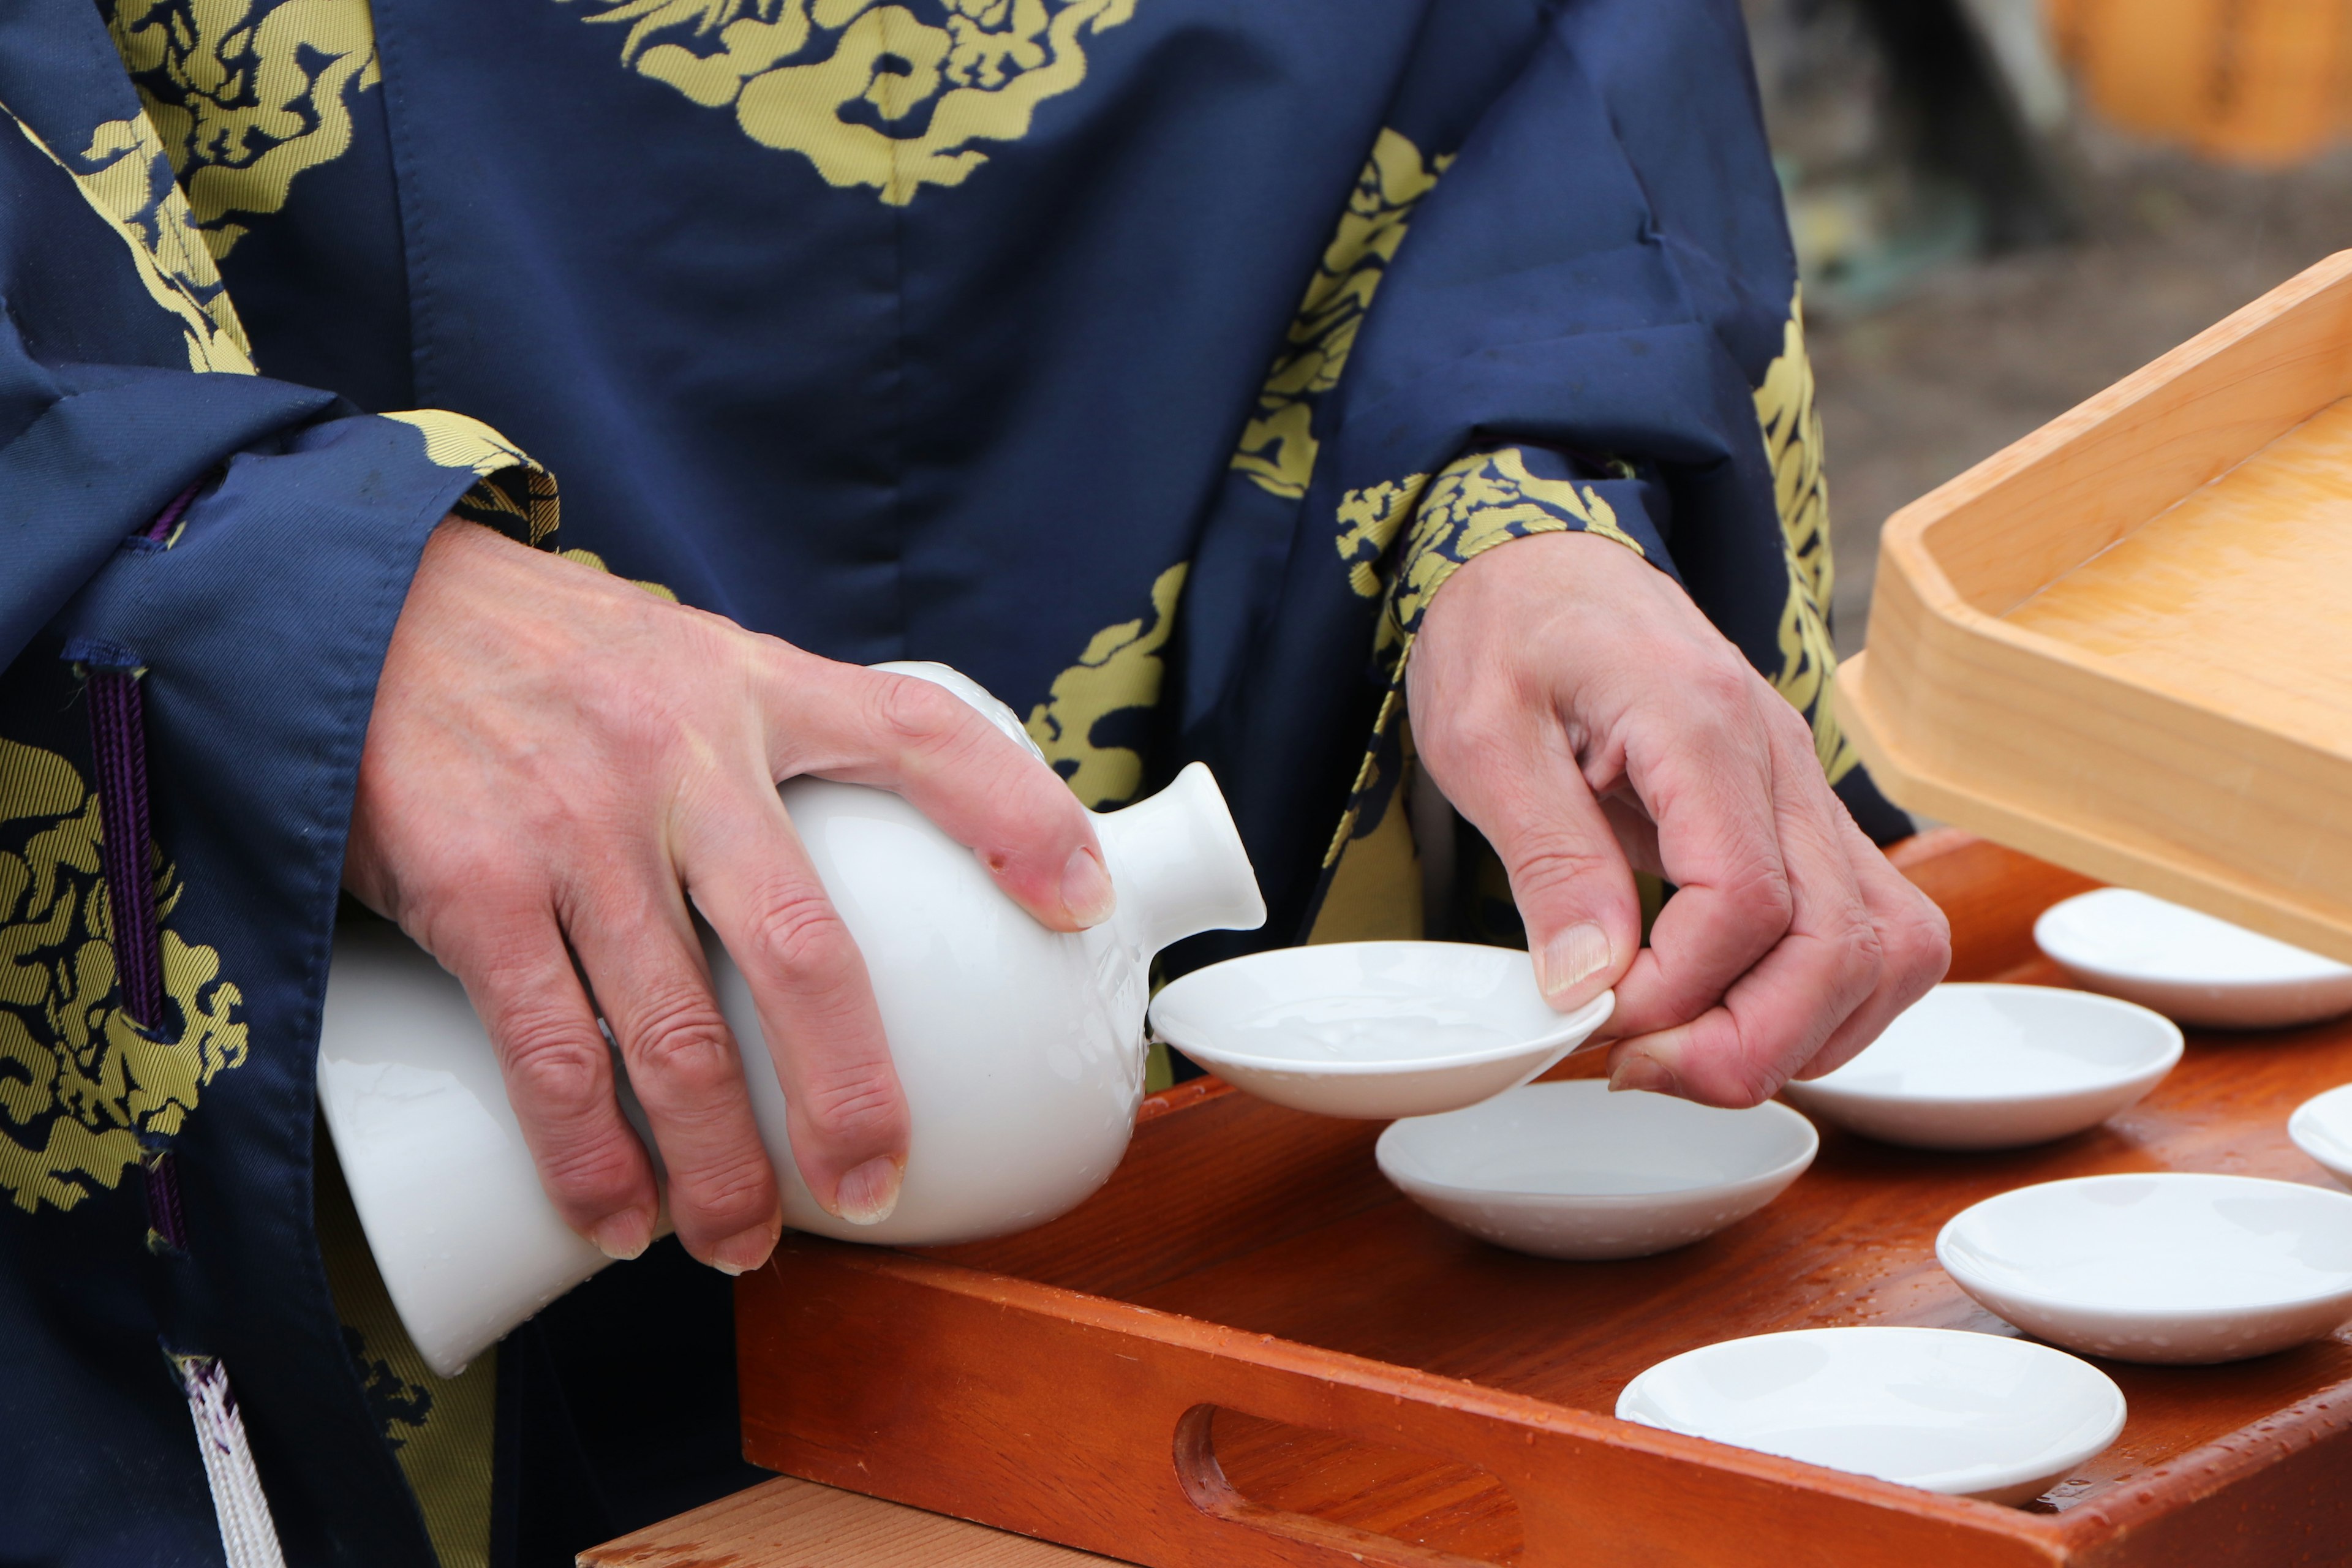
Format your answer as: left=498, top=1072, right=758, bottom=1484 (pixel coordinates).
left=1174, top=1405, right=1524, bottom=1568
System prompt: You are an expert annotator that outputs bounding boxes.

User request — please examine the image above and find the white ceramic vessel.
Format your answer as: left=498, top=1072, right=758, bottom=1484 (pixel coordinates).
left=1146, top=941, right=1613, bottom=1119
left=1616, top=1327, right=2126, bottom=1506
left=1376, top=1080, right=1817, bottom=1259
left=318, top=924, right=629, bottom=1378
left=2289, top=1084, right=2352, bottom=1183
left=1777, top=984, right=2182, bottom=1151
left=319, top=663, right=1265, bottom=1377
left=1938, top=1172, right=2352, bottom=1363
left=2034, top=888, right=2352, bottom=1030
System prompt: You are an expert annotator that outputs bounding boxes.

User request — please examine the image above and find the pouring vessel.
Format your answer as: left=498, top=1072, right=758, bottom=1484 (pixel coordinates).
left=318, top=664, right=1265, bottom=1376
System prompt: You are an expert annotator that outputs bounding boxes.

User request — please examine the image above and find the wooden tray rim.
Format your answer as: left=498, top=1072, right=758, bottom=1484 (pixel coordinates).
left=768, top=1076, right=2352, bottom=1560
left=1874, top=247, right=2352, bottom=630
left=736, top=836, right=2352, bottom=1565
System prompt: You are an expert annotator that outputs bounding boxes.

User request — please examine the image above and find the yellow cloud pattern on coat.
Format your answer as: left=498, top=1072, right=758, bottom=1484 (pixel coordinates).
left=1232, top=129, right=1450, bottom=501
left=105, top=0, right=380, bottom=258
left=0, top=740, right=249, bottom=1215
left=1318, top=448, right=1644, bottom=868
left=564, top=0, right=1137, bottom=205
left=385, top=410, right=565, bottom=550
left=2, top=105, right=254, bottom=374
left=1025, top=562, right=1186, bottom=809
left=1352, top=446, right=1645, bottom=649
left=1754, top=288, right=1858, bottom=784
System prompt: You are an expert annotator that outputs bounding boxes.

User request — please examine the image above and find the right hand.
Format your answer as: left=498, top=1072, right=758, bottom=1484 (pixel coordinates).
left=1408, top=527, right=1949, bottom=1108
left=342, top=519, right=1114, bottom=1274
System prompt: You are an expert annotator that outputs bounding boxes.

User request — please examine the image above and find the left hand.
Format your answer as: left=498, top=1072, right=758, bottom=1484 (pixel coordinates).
left=1407, top=529, right=1950, bottom=1107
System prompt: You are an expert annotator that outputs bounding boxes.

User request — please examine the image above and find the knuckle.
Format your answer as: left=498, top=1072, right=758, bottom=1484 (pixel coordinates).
left=628, top=990, right=739, bottom=1095
left=1834, top=930, right=1891, bottom=1006
left=581, top=669, right=676, bottom=756
left=1509, top=838, right=1621, bottom=902
left=1824, top=910, right=1886, bottom=1000
left=871, top=674, right=968, bottom=750
left=1770, top=687, right=1817, bottom=736
left=1767, top=704, right=1823, bottom=758
left=1686, top=660, right=1754, bottom=714
left=1427, top=688, right=1523, bottom=762
left=796, top=1066, right=902, bottom=1147
left=500, top=1021, right=611, bottom=1113
left=1887, top=898, right=1953, bottom=991
left=747, top=889, right=862, bottom=992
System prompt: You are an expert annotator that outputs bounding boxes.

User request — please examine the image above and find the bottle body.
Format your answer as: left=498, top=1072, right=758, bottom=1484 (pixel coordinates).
left=714, top=777, right=1152, bottom=1245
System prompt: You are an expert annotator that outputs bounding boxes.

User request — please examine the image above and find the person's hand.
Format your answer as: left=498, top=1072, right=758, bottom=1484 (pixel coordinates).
left=343, top=519, right=1115, bottom=1273
left=1407, top=529, right=1949, bottom=1106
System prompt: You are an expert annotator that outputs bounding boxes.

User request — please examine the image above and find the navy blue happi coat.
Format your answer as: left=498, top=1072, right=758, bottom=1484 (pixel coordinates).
left=0, top=0, right=1902, bottom=1562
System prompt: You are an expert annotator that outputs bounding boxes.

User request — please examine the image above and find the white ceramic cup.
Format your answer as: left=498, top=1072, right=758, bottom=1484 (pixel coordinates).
left=2289, top=1083, right=2352, bottom=1185
left=1617, top=1327, right=2126, bottom=1505
left=2034, top=888, right=2352, bottom=1030
left=1376, top=1080, right=1817, bottom=1259
left=1147, top=941, right=1613, bottom=1119
left=1938, top=1172, right=2352, bottom=1363
left=1777, top=983, right=2182, bottom=1150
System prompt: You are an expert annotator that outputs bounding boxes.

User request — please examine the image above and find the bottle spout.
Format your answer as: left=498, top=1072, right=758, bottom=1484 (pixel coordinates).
left=1093, top=763, right=1266, bottom=961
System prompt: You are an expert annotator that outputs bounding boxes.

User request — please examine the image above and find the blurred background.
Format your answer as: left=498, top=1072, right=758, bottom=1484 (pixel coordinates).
left=1742, top=0, right=2352, bottom=655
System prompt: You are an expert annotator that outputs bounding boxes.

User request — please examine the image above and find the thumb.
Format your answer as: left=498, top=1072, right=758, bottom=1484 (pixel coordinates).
left=1419, top=712, right=1642, bottom=1013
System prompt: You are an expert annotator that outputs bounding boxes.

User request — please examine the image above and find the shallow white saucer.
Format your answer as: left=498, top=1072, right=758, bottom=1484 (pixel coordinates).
left=1777, top=984, right=2182, bottom=1150
left=1376, top=1081, right=1817, bottom=1259
left=2288, top=1084, right=2352, bottom=1184
left=1616, top=1327, right=2125, bottom=1505
left=1938, top=1173, right=2352, bottom=1363
left=1148, top=942, right=1613, bottom=1119
left=2034, top=888, right=2352, bottom=1030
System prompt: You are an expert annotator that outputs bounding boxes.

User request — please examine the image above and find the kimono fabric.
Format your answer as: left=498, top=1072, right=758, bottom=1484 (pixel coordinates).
left=0, top=0, right=1907, bottom=1563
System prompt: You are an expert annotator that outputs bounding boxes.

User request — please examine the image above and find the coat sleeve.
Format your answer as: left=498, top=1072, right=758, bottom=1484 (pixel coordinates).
left=0, top=8, right=549, bottom=1562
left=1303, top=0, right=1895, bottom=912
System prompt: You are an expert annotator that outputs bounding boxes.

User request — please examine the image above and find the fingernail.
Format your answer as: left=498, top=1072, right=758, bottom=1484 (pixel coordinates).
left=1610, top=1049, right=1676, bottom=1096
left=1536, top=922, right=1613, bottom=1008
left=1060, top=846, right=1117, bottom=929
left=832, top=1154, right=903, bottom=1227
left=709, top=1213, right=783, bottom=1276
left=590, top=1209, right=654, bottom=1262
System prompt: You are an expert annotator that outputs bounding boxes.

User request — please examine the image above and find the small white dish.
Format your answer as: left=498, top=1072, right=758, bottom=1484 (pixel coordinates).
left=2034, top=888, right=2352, bottom=1030
left=1938, top=1173, right=2352, bottom=1363
left=1375, top=1080, right=1817, bottom=1259
left=2288, top=1084, right=2352, bottom=1184
left=1616, top=1327, right=2125, bottom=1505
left=1777, top=984, right=2182, bottom=1150
left=1148, top=942, right=1613, bottom=1119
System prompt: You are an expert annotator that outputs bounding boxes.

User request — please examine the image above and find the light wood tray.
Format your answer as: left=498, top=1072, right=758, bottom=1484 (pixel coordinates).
left=733, top=834, right=2352, bottom=1568
left=1839, top=250, right=2352, bottom=964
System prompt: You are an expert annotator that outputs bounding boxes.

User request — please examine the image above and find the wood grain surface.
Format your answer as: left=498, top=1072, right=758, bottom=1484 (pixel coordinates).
left=731, top=834, right=2352, bottom=1566
left=579, top=1476, right=1109, bottom=1567
left=1841, top=248, right=2352, bottom=965
left=2004, top=396, right=2352, bottom=754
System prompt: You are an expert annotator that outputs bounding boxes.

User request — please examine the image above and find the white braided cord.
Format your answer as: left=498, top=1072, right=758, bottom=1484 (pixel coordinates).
left=175, top=1355, right=290, bottom=1568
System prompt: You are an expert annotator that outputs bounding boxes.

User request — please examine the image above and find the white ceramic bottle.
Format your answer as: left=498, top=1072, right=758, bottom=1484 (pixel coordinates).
left=317, top=663, right=1265, bottom=1376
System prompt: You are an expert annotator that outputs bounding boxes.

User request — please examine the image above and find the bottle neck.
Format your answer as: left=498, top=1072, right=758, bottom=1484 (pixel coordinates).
left=1093, top=763, right=1267, bottom=962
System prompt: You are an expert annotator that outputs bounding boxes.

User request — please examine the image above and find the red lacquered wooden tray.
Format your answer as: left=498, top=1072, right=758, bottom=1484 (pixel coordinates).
left=736, top=832, right=2352, bottom=1567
